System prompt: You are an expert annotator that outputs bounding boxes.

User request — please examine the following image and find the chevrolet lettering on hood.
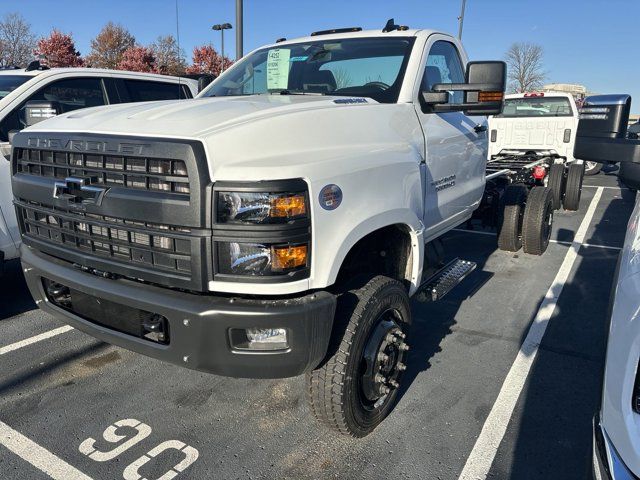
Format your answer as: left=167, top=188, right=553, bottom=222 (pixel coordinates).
left=26, top=137, right=150, bottom=155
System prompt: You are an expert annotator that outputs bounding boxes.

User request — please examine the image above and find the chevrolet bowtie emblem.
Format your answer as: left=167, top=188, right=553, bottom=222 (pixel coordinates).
left=53, top=177, right=108, bottom=206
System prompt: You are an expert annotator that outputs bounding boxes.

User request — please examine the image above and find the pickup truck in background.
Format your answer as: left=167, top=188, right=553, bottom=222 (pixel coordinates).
left=10, top=21, right=554, bottom=437
left=0, top=64, right=198, bottom=273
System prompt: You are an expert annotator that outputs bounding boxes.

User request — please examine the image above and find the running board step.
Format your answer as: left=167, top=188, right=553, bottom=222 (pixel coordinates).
left=415, top=258, right=477, bottom=302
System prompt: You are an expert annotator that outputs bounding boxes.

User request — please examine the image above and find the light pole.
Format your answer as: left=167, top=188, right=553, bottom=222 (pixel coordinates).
left=457, top=0, right=467, bottom=39
left=236, top=0, right=243, bottom=59
left=212, top=23, right=232, bottom=73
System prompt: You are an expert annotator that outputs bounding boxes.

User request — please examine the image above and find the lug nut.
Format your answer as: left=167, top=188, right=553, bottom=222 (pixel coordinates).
left=385, top=333, right=396, bottom=343
left=397, top=362, right=407, bottom=371
left=380, top=386, right=390, bottom=395
left=397, top=332, right=406, bottom=339
left=378, top=352, right=389, bottom=362
left=375, top=374, right=386, bottom=384
left=398, top=343, right=410, bottom=351
left=389, top=379, right=400, bottom=388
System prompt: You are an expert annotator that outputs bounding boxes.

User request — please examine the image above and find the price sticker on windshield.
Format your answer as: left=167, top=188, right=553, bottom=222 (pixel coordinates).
left=267, top=48, right=291, bottom=90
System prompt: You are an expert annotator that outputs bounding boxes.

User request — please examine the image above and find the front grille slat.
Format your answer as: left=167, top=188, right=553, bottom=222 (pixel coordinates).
left=15, top=148, right=190, bottom=195
left=18, top=201, right=193, bottom=277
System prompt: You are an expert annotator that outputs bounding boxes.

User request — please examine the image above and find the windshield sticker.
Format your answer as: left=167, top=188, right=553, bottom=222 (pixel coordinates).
left=289, top=56, right=308, bottom=62
left=267, top=49, right=291, bottom=90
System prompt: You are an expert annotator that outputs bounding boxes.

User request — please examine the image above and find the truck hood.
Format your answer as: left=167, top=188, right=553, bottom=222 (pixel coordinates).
left=24, top=95, right=373, bottom=139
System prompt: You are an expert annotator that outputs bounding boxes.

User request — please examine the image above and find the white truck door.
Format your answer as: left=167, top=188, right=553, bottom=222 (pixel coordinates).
left=414, top=38, right=487, bottom=238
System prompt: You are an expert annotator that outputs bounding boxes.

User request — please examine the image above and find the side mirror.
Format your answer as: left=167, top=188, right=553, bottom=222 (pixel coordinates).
left=198, top=74, right=216, bottom=94
left=22, top=100, right=60, bottom=127
left=574, top=94, right=640, bottom=189
left=422, top=61, right=507, bottom=116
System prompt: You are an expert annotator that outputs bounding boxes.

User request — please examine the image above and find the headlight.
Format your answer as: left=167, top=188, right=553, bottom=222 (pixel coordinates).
left=217, top=191, right=307, bottom=224
left=217, top=242, right=308, bottom=276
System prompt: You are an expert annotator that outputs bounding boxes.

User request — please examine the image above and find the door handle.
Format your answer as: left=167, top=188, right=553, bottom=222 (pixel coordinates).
left=474, top=124, right=487, bottom=133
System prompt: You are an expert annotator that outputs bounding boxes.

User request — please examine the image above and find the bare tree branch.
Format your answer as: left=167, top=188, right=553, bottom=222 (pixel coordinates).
left=0, top=13, right=36, bottom=67
left=504, top=42, right=546, bottom=93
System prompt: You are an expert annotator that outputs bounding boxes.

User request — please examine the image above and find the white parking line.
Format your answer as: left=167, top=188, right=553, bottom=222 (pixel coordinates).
left=0, top=419, right=92, bottom=480
left=0, top=326, right=74, bottom=356
left=458, top=186, right=604, bottom=480
left=450, top=229, right=621, bottom=250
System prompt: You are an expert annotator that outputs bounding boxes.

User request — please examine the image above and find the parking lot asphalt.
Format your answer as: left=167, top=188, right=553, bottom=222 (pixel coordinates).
left=0, top=168, right=635, bottom=480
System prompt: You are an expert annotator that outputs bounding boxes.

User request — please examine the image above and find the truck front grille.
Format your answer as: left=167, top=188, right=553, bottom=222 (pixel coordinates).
left=17, top=200, right=193, bottom=276
left=14, top=147, right=190, bottom=194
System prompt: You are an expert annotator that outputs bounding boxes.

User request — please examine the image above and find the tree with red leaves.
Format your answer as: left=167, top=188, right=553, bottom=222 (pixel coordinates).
left=34, top=29, right=83, bottom=67
left=185, top=45, right=232, bottom=77
left=117, top=45, right=156, bottom=73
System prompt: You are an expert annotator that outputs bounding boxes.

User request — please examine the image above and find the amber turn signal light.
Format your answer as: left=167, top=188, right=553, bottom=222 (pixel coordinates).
left=478, top=91, right=504, bottom=102
left=270, top=194, right=307, bottom=218
left=271, top=244, right=308, bottom=270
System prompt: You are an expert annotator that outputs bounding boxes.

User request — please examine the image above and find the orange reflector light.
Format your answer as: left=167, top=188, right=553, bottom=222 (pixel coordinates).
left=479, top=91, right=504, bottom=102
left=270, top=194, right=307, bottom=218
left=272, top=244, right=308, bottom=270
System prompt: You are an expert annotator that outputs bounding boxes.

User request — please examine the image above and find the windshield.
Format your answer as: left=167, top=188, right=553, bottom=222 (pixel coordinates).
left=202, top=37, right=415, bottom=103
left=0, top=75, right=31, bottom=100
left=496, top=96, right=574, bottom=118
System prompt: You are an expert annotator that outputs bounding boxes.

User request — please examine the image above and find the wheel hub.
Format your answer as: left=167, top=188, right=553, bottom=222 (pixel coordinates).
left=361, top=314, right=409, bottom=403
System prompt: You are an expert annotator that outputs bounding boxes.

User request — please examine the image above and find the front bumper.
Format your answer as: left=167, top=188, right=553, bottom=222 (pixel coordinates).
left=22, top=245, right=336, bottom=379
left=594, top=415, right=639, bottom=480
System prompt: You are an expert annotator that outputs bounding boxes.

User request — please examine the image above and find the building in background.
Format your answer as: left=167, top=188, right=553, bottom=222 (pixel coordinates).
left=543, top=83, right=588, bottom=100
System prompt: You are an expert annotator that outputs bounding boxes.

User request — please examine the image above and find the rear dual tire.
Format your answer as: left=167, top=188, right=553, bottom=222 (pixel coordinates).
left=521, top=186, right=554, bottom=255
left=563, top=162, right=584, bottom=211
left=497, top=185, right=553, bottom=256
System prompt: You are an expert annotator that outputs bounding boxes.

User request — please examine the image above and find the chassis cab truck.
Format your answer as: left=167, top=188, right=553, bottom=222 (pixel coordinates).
left=488, top=92, right=587, bottom=211
left=11, top=23, right=508, bottom=436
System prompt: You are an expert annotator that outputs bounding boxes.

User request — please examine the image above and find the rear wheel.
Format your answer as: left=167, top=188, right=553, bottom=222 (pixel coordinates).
left=547, top=163, right=565, bottom=210
left=522, top=186, right=554, bottom=255
left=584, top=160, right=603, bottom=176
left=497, top=184, right=528, bottom=252
left=307, top=276, right=411, bottom=437
left=563, top=162, right=585, bottom=211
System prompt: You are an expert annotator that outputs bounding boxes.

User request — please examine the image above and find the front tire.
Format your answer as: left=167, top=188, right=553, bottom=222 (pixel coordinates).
left=306, top=276, right=411, bottom=437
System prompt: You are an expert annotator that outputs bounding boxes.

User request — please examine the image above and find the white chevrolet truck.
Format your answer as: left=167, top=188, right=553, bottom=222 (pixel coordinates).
left=11, top=23, right=541, bottom=437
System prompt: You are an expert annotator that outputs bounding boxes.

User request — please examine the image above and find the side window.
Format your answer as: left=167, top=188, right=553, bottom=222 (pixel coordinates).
left=30, top=77, right=106, bottom=113
left=422, top=41, right=466, bottom=105
left=0, top=77, right=106, bottom=142
left=123, top=80, right=189, bottom=101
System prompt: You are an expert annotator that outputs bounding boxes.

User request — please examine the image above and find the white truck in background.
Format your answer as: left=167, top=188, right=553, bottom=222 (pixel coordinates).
left=0, top=64, right=198, bottom=273
left=488, top=91, right=589, bottom=211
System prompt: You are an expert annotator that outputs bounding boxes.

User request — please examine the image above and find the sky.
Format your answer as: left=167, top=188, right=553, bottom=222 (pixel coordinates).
left=6, top=0, right=640, bottom=112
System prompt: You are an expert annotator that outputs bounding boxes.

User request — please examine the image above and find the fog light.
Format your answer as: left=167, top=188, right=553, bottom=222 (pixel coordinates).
left=142, top=314, right=169, bottom=344
left=229, top=327, right=289, bottom=351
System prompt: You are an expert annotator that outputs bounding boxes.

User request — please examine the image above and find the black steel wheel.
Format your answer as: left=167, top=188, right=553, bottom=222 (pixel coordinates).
left=563, top=162, right=585, bottom=211
left=522, top=186, right=554, bottom=255
left=306, top=276, right=411, bottom=437
left=497, top=184, right=528, bottom=252
left=583, top=160, right=603, bottom=176
left=547, top=163, right=565, bottom=210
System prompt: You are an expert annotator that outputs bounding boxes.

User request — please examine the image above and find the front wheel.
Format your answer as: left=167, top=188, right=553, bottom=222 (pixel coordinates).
left=306, top=276, right=411, bottom=437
